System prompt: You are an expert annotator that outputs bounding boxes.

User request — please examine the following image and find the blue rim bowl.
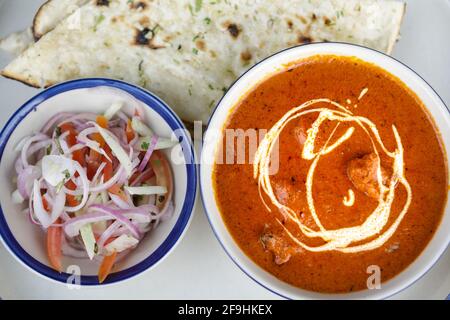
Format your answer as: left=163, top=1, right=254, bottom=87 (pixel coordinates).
left=200, top=42, right=450, bottom=300
left=0, top=78, right=197, bottom=286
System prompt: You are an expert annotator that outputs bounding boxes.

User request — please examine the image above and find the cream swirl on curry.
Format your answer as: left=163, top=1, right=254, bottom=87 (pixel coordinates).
left=253, top=96, right=412, bottom=253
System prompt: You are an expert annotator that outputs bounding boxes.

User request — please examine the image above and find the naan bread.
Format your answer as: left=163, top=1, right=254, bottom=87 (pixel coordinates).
left=0, top=28, right=34, bottom=56
left=0, top=0, right=87, bottom=56
left=2, top=0, right=405, bottom=123
left=32, top=0, right=90, bottom=40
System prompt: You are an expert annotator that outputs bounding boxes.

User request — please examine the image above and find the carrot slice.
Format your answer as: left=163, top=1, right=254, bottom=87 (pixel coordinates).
left=98, top=251, right=117, bottom=283
left=96, top=115, right=109, bottom=129
left=47, top=220, right=62, bottom=273
left=126, top=119, right=135, bottom=143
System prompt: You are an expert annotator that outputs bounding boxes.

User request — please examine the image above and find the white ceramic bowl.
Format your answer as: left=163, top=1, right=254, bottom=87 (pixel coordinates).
left=0, top=79, right=197, bottom=285
left=200, top=43, right=450, bottom=299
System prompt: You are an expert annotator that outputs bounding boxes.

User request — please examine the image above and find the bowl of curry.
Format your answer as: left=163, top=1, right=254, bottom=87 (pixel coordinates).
left=200, top=43, right=450, bottom=299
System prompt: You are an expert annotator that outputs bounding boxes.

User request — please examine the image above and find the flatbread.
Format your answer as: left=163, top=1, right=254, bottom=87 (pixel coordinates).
left=0, top=28, right=34, bottom=56
left=0, top=0, right=87, bottom=56
left=32, top=0, right=90, bottom=40
left=1, top=0, right=406, bottom=123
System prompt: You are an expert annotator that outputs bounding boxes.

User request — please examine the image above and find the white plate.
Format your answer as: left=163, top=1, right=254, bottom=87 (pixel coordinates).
left=0, top=0, right=449, bottom=299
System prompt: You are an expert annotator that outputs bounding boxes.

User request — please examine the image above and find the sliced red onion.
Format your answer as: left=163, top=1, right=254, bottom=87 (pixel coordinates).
left=97, top=221, right=121, bottom=250
left=91, top=162, right=107, bottom=184
left=32, top=179, right=65, bottom=228
left=160, top=201, right=174, bottom=222
left=116, top=111, right=130, bottom=122
left=15, top=157, right=24, bottom=174
left=17, top=165, right=41, bottom=198
left=110, top=127, right=126, bottom=146
left=138, top=135, right=158, bottom=172
left=27, top=139, right=52, bottom=156
left=57, top=113, right=98, bottom=128
left=90, top=165, right=124, bottom=193
left=77, top=127, right=111, bottom=162
left=15, top=135, right=33, bottom=152
left=127, top=133, right=140, bottom=151
left=89, top=205, right=140, bottom=239
left=57, top=132, right=70, bottom=154
left=60, top=211, right=72, bottom=222
left=49, top=191, right=66, bottom=224
left=64, top=212, right=112, bottom=237
left=27, top=208, right=41, bottom=226
left=108, top=119, right=121, bottom=127
left=117, top=166, right=130, bottom=185
left=66, top=143, right=86, bottom=155
left=94, top=123, right=134, bottom=176
left=21, top=134, right=50, bottom=167
left=41, top=112, right=74, bottom=134
left=109, top=193, right=131, bottom=209
left=64, top=207, right=150, bottom=238
left=130, top=168, right=155, bottom=187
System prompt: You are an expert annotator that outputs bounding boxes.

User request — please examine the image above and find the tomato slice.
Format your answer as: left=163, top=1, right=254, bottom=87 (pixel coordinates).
left=102, top=145, right=113, bottom=181
left=86, top=149, right=103, bottom=180
left=86, top=127, right=108, bottom=180
left=72, top=148, right=87, bottom=168
left=42, top=194, right=63, bottom=273
left=98, top=251, right=117, bottom=284
left=129, top=169, right=155, bottom=186
left=65, top=179, right=79, bottom=207
left=149, top=151, right=173, bottom=211
left=60, top=122, right=87, bottom=169
left=47, top=219, right=62, bottom=273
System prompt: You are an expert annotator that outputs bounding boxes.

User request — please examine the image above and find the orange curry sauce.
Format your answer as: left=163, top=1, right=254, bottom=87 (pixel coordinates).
left=213, top=55, right=448, bottom=293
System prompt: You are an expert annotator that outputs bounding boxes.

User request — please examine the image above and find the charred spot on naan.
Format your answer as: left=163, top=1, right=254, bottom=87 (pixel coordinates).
left=296, top=15, right=309, bottom=25
left=323, top=16, right=335, bottom=26
left=222, top=22, right=241, bottom=39
left=130, top=1, right=148, bottom=10
left=298, top=35, right=313, bottom=44
left=286, top=19, right=294, bottom=31
left=195, top=39, right=207, bottom=51
left=133, top=26, right=165, bottom=49
left=240, top=50, right=252, bottom=63
left=96, top=0, right=110, bottom=6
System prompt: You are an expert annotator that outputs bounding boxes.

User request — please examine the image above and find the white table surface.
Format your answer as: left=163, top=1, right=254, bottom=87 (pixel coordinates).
left=0, top=0, right=449, bottom=300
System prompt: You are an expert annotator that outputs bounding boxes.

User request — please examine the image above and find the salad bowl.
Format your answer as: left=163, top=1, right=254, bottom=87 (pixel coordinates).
left=0, top=78, right=197, bottom=285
